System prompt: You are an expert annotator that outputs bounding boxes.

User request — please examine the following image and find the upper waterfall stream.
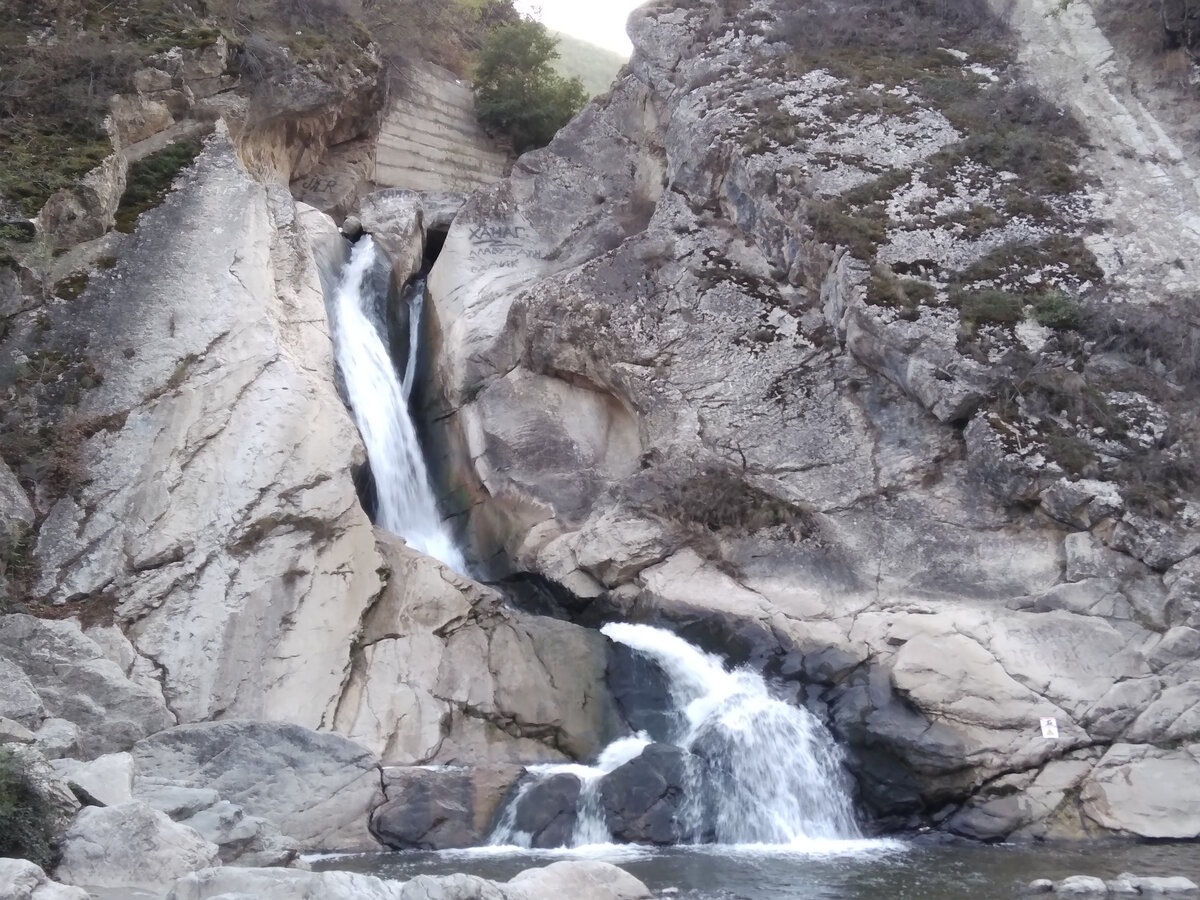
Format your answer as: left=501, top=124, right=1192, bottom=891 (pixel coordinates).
left=330, top=237, right=465, bottom=572
left=491, top=623, right=862, bottom=849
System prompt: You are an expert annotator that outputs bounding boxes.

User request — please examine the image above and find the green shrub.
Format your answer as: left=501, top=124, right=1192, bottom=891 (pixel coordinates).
left=956, top=288, right=1023, bottom=326
left=473, top=19, right=588, bottom=154
left=868, top=266, right=935, bottom=318
left=0, top=748, right=59, bottom=869
left=114, top=140, right=204, bottom=234
left=1031, top=290, right=1081, bottom=329
left=807, top=201, right=889, bottom=260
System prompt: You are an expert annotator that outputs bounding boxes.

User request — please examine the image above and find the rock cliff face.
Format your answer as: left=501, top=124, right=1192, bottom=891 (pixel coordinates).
left=3, top=0, right=1199, bottom=864
left=424, top=0, right=1200, bottom=839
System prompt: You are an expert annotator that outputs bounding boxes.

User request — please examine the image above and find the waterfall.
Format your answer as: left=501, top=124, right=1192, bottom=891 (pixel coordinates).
left=329, top=238, right=465, bottom=573
left=490, top=623, right=861, bottom=849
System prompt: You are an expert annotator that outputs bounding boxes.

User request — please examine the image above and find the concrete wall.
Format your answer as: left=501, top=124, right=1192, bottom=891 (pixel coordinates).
left=374, top=58, right=511, bottom=193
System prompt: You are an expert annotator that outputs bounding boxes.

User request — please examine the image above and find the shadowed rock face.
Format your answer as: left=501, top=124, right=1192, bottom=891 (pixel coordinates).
left=600, top=744, right=694, bottom=846
left=421, top=0, right=1200, bottom=839
left=510, top=773, right=583, bottom=850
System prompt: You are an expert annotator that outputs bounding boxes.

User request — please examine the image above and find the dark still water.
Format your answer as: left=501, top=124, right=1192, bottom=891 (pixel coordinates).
left=313, top=839, right=1200, bottom=899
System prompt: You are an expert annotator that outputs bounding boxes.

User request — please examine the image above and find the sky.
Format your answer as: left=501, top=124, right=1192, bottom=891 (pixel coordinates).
left=515, top=0, right=643, bottom=56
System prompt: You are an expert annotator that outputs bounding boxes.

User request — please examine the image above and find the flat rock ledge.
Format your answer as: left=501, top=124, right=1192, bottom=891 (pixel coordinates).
left=167, top=860, right=653, bottom=900
left=1025, top=874, right=1200, bottom=897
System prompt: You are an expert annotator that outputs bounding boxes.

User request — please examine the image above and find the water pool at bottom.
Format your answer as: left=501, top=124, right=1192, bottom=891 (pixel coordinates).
left=311, top=838, right=1200, bottom=899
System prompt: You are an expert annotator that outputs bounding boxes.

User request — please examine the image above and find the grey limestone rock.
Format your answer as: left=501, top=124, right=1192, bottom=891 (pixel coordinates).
left=54, top=802, right=219, bottom=892
left=0, top=656, right=45, bottom=730
left=131, top=721, right=384, bottom=852
left=505, top=861, right=653, bottom=900
left=1114, top=875, right=1200, bottom=896
left=0, top=858, right=89, bottom=900
left=1079, top=743, right=1200, bottom=839
left=27, top=130, right=384, bottom=731
left=0, top=616, right=174, bottom=759
left=181, top=800, right=300, bottom=867
left=335, top=538, right=624, bottom=767
left=1054, top=876, right=1109, bottom=896
left=166, top=861, right=652, bottom=900
left=50, top=753, right=134, bottom=807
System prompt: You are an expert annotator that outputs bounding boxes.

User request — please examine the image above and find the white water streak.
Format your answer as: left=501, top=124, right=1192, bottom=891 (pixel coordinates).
left=492, top=624, right=863, bottom=849
left=330, top=238, right=465, bottom=572
left=601, top=622, right=861, bottom=844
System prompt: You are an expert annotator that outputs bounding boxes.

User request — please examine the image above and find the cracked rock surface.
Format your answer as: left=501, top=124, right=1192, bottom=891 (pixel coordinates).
left=423, top=0, right=1200, bottom=839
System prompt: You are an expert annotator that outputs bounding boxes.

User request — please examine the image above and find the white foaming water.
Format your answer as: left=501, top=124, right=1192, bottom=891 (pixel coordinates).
left=491, top=623, right=864, bottom=851
left=602, top=622, right=861, bottom=844
left=490, top=734, right=652, bottom=847
left=330, top=238, right=465, bottom=572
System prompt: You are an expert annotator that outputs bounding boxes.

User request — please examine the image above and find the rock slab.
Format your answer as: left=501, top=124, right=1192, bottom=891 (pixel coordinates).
left=131, top=721, right=384, bottom=851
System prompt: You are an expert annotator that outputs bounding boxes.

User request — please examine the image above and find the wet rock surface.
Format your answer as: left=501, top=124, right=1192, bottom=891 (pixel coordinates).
left=507, top=772, right=582, bottom=850
left=599, top=743, right=693, bottom=845
left=371, top=764, right=524, bottom=850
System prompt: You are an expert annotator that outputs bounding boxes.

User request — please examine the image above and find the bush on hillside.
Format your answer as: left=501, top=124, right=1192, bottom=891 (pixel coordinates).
left=473, top=18, right=588, bottom=154
left=0, top=747, right=59, bottom=869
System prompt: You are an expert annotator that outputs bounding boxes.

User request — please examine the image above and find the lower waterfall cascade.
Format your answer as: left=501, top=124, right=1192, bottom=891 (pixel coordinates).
left=329, top=237, right=465, bottom=572
left=490, top=623, right=863, bottom=849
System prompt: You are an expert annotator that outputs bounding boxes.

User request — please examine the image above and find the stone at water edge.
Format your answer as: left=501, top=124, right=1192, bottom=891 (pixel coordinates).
left=164, top=861, right=653, bottom=900
left=1114, top=874, right=1200, bottom=896
left=507, top=772, right=582, bottom=849
left=506, top=860, right=653, bottom=900
left=0, top=858, right=89, bottom=900
left=598, top=743, right=693, bottom=845
left=1053, top=876, right=1109, bottom=896
left=371, top=764, right=524, bottom=850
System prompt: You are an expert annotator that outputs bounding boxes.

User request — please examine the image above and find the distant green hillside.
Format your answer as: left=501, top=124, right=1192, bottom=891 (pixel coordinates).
left=552, top=32, right=627, bottom=97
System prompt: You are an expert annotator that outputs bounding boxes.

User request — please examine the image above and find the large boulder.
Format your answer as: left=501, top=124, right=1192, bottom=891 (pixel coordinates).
left=0, top=616, right=174, bottom=758
left=131, top=721, right=384, bottom=851
left=599, top=744, right=692, bottom=845
left=334, top=539, right=625, bottom=767
left=1079, top=743, right=1200, bottom=839
left=54, top=802, right=219, bottom=892
left=370, top=765, right=523, bottom=850
left=505, top=773, right=582, bottom=849
left=166, top=861, right=652, bottom=900
left=50, top=752, right=134, bottom=807
left=506, top=861, right=652, bottom=900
